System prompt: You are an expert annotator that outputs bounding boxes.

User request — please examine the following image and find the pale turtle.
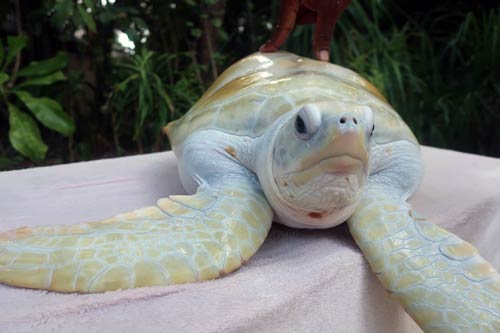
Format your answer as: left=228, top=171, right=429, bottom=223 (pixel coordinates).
left=0, top=52, right=499, bottom=332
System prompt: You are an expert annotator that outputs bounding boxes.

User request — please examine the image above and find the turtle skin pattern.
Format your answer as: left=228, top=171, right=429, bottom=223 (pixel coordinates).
left=0, top=182, right=272, bottom=292
left=349, top=186, right=500, bottom=332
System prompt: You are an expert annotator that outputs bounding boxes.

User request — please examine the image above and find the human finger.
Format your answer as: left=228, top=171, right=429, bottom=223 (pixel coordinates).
left=313, top=0, right=352, bottom=61
left=260, top=0, right=300, bottom=52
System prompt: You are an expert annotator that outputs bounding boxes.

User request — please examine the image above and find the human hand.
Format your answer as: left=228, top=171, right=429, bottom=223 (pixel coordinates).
left=260, top=0, right=352, bottom=62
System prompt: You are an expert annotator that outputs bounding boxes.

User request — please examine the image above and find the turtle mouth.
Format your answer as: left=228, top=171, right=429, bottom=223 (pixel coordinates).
left=284, top=154, right=366, bottom=188
left=319, top=155, right=364, bottom=175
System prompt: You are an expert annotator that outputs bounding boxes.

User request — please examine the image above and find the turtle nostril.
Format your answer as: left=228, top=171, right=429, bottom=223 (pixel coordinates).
left=339, top=116, right=358, bottom=125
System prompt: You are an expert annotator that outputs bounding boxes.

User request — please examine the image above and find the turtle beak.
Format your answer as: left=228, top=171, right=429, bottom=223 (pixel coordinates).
left=328, top=110, right=369, bottom=162
left=324, top=126, right=368, bottom=169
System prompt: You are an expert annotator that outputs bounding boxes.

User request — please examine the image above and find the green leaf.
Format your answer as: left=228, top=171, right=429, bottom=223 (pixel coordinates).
left=17, top=52, right=68, bottom=77
left=77, top=4, right=97, bottom=32
left=3, top=35, right=28, bottom=71
left=8, top=104, right=48, bottom=161
left=134, top=78, right=153, bottom=139
left=115, top=73, right=139, bottom=92
left=52, top=0, right=74, bottom=28
left=15, top=71, right=66, bottom=89
left=212, top=18, right=222, bottom=28
left=152, top=74, right=174, bottom=114
left=14, top=90, right=75, bottom=136
left=0, top=73, right=9, bottom=85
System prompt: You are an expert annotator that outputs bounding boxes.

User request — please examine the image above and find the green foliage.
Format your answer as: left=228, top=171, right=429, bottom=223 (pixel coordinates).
left=50, top=0, right=97, bottom=33
left=103, top=50, right=204, bottom=153
left=8, top=104, right=48, bottom=161
left=1, top=36, right=28, bottom=72
left=0, top=0, right=498, bottom=170
left=106, top=50, right=174, bottom=143
left=0, top=36, right=74, bottom=161
left=13, top=90, right=75, bottom=136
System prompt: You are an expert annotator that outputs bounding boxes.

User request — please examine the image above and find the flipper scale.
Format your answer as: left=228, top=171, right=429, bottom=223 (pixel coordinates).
left=0, top=183, right=272, bottom=293
left=348, top=186, right=500, bottom=332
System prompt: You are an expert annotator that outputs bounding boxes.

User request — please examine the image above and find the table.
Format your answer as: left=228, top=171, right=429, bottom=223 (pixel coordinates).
left=1, top=147, right=499, bottom=332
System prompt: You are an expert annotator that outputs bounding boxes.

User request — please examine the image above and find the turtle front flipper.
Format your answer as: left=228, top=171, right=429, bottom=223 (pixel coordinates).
left=347, top=185, right=500, bottom=332
left=0, top=180, right=272, bottom=293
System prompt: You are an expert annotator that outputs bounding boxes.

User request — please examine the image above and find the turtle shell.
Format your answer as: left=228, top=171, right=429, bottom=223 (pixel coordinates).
left=165, top=52, right=417, bottom=148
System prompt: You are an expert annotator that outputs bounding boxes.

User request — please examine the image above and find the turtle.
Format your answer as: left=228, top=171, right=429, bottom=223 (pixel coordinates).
left=0, top=51, right=499, bottom=332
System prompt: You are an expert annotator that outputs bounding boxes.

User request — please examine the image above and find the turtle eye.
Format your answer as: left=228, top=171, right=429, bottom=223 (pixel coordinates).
left=294, top=105, right=321, bottom=140
left=370, top=124, right=375, bottom=137
left=295, top=115, right=307, bottom=134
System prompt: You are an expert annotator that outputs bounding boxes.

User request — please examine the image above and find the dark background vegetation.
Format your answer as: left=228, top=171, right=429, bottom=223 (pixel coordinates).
left=0, top=0, right=499, bottom=170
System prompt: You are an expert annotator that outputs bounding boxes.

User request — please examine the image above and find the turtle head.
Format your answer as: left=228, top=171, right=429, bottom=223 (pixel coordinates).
left=257, top=101, right=374, bottom=228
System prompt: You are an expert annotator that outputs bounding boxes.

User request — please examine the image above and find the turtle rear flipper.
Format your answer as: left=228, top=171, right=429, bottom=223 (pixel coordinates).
left=348, top=185, right=500, bottom=332
left=0, top=180, right=272, bottom=293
